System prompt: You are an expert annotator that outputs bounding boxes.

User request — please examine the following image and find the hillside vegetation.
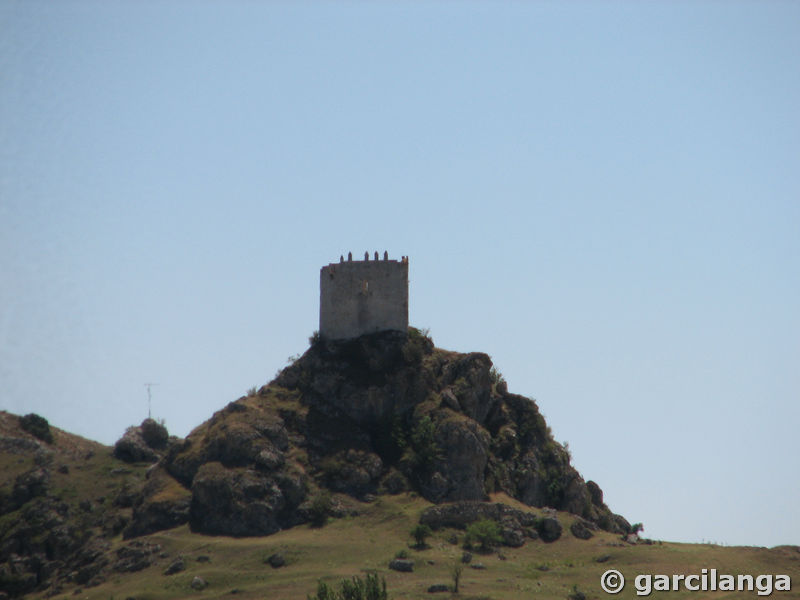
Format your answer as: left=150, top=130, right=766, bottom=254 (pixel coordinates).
left=1, top=329, right=798, bottom=599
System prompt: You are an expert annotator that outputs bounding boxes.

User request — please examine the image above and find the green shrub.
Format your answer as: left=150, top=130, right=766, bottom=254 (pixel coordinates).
left=465, top=519, right=502, bottom=552
left=19, top=413, right=53, bottom=444
left=308, top=573, right=387, bottom=600
left=402, top=327, right=431, bottom=364
left=309, top=490, right=333, bottom=527
left=410, top=523, right=432, bottom=548
left=489, top=366, right=505, bottom=386
left=140, top=418, right=168, bottom=449
left=394, top=549, right=408, bottom=559
left=407, top=416, right=440, bottom=471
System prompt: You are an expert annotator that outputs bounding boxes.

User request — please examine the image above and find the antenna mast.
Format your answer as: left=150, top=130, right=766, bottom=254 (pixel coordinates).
left=144, top=383, right=159, bottom=419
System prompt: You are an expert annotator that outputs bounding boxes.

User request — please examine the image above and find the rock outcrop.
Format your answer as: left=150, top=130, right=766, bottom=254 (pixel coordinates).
left=145, top=329, right=628, bottom=538
left=113, top=419, right=177, bottom=464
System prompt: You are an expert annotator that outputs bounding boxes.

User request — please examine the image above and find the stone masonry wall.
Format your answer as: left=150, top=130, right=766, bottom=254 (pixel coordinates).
left=319, top=254, right=408, bottom=340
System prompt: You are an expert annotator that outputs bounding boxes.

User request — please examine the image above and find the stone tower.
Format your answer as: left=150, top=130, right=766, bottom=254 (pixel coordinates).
left=319, top=252, right=409, bottom=340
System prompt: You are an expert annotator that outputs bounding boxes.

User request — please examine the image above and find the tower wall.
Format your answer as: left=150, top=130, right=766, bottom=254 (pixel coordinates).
left=319, top=256, right=408, bottom=340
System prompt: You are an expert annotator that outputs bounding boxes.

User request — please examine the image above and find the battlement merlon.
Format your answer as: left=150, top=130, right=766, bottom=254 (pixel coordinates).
left=319, top=253, right=409, bottom=340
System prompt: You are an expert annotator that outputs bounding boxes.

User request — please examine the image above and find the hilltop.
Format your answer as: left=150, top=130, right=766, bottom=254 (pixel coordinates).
left=2, top=329, right=798, bottom=599
left=145, top=328, right=627, bottom=540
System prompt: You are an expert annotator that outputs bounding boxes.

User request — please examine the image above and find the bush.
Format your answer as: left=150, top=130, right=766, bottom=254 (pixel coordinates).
left=410, top=523, right=432, bottom=548
left=19, top=413, right=53, bottom=444
left=140, top=418, right=168, bottom=449
left=394, top=549, right=408, bottom=559
left=489, top=365, right=505, bottom=386
left=309, top=490, right=333, bottom=527
left=407, top=416, right=440, bottom=471
left=308, top=573, right=387, bottom=600
left=402, top=327, right=431, bottom=364
left=465, top=519, right=502, bottom=552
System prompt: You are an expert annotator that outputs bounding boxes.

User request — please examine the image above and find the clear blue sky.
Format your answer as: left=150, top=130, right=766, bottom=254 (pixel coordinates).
left=2, top=1, right=798, bottom=548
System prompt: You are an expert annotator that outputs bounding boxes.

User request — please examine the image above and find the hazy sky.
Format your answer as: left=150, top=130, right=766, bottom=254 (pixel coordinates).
left=2, top=1, right=798, bottom=548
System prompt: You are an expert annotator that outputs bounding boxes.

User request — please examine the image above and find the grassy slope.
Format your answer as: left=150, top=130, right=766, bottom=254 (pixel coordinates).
left=3, top=412, right=797, bottom=600
left=29, top=492, right=799, bottom=600
left=0, top=411, right=149, bottom=535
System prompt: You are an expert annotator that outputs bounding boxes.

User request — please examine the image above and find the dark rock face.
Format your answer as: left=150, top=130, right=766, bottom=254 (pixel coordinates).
left=190, top=463, right=282, bottom=536
left=0, top=495, right=112, bottom=596
left=189, top=462, right=305, bottom=536
left=10, top=468, right=50, bottom=510
left=586, top=480, right=604, bottom=506
left=123, top=467, right=190, bottom=539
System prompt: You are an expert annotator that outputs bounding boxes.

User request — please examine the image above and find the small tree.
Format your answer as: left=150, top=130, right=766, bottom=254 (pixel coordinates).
left=465, top=519, right=502, bottom=552
left=450, top=562, right=463, bottom=593
left=410, top=523, right=432, bottom=548
left=631, top=522, right=644, bottom=535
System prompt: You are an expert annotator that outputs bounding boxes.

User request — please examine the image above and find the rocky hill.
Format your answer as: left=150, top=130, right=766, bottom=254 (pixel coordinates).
left=143, top=329, right=629, bottom=538
left=1, top=328, right=635, bottom=597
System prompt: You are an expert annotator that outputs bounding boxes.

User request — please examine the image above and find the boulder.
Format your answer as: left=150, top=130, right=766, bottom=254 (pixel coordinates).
left=164, top=558, right=185, bottom=575
left=388, top=559, right=414, bottom=572
left=114, top=428, right=159, bottom=463
left=570, top=520, right=595, bottom=540
left=267, top=552, right=286, bottom=568
left=11, top=468, right=50, bottom=508
left=189, top=462, right=306, bottom=536
left=191, top=576, right=207, bottom=590
left=586, top=480, right=604, bottom=506
left=537, top=517, right=563, bottom=543
left=427, top=584, right=450, bottom=593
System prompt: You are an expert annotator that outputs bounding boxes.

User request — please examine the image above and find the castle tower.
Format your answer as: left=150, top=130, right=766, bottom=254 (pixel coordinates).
left=319, top=253, right=409, bottom=340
